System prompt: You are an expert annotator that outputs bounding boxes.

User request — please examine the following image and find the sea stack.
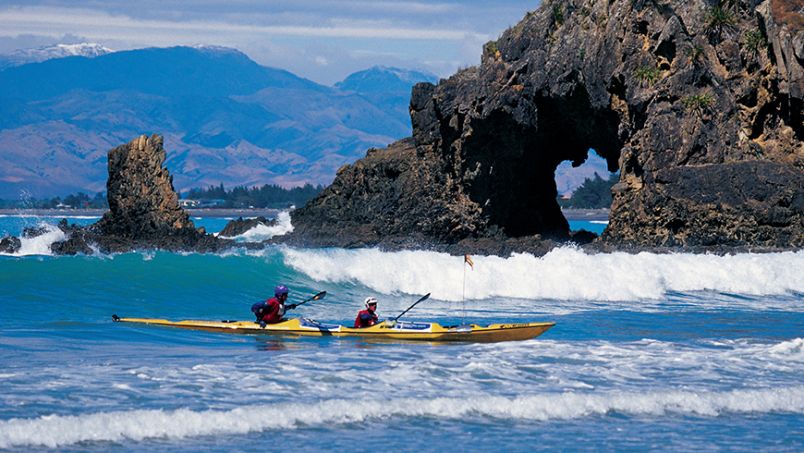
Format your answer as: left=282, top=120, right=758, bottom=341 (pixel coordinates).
left=289, top=0, right=803, bottom=252
left=96, top=134, right=198, bottom=239
left=44, top=134, right=229, bottom=254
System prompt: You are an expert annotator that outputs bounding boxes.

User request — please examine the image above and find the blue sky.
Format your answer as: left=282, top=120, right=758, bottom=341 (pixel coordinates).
left=0, top=1, right=542, bottom=84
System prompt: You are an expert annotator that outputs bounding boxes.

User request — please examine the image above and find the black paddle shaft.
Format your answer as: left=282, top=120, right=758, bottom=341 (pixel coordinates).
left=287, top=291, right=327, bottom=310
left=393, top=293, right=431, bottom=322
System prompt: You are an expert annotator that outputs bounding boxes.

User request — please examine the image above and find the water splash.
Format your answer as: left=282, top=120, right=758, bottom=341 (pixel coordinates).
left=281, top=247, right=804, bottom=301
left=2, top=223, right=65, bottom=257
left=220, top=211, right=293, bottom=242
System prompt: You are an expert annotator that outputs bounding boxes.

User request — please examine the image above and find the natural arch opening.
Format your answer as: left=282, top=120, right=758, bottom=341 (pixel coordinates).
left=556, top=149, right=619, bottom=237
left=459, top=85, right=623, bottom=239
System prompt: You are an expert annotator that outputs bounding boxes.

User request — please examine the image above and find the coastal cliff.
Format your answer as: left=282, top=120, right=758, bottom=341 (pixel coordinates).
left=289, top=0, right=803, bottom=251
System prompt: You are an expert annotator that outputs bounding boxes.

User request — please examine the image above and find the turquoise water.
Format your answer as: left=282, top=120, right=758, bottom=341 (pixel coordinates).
left=1, top=215, right=803, bottom=451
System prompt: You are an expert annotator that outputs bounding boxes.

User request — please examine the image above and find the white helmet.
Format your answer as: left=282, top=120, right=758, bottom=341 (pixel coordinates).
left=364, top=297, right=378, bottom=308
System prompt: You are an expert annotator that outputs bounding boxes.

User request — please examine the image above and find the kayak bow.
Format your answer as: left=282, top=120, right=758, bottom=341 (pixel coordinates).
left=111, top=315, right=554, bottom=343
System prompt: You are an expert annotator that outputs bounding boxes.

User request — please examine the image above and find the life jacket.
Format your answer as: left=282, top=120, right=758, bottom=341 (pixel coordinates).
left=354, top=309, right=378, bottom=328
left=253, top=297, right=285, bottom=324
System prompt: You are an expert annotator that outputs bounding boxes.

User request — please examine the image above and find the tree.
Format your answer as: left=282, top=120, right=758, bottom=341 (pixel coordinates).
left=563, top=173, right=618, bottom=209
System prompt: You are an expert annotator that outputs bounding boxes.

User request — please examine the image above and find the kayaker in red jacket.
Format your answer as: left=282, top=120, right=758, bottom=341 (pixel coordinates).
left=354, top=297, right=379, bottom=328
left=252, top=285, right=297, bottom=326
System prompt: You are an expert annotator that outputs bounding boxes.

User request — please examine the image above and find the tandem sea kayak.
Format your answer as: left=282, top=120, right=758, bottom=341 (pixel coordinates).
left=111, top=315, right=555, bottom=343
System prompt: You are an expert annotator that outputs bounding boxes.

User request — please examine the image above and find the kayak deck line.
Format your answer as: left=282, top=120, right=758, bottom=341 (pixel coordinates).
left=112, top=315, right=555, bottom=343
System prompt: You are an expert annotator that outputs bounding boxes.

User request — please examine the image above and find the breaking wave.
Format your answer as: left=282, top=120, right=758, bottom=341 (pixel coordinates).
left=0, top=223, right=65, bottom=257
left=220, top=211, right=293, bottom=241
left=2, top=386, right=801, bottom=448
left=281, top=247, right=804, bottom=301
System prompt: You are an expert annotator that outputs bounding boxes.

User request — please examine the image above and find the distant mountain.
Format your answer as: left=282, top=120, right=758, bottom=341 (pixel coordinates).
left=0, top=43, right=112, bottom=70
left=336, top=66, right=438, bottom=124
left=336, top=66, right=438, bottom=94
left=0, top=47, right=434, bottom=198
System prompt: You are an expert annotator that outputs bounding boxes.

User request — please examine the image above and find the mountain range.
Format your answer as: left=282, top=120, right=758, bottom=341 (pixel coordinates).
left=0, top=44, right=607, bottom=199
left=0, top=45, right=437, bottom=198
left=0, top=43, right=113, bottom=70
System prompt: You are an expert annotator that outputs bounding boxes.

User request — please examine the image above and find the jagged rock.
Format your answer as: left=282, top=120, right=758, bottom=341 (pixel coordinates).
left=0, top=236, right=21, bottom=254
left=219, top=216, right=276, bottom=238
left=96, top=134, right=197, bottom=239
left=289, top=0, right=803, bottom=253
left=22, top=226, right=47, bottom=238
left=43, top=135, right=234, bottom=255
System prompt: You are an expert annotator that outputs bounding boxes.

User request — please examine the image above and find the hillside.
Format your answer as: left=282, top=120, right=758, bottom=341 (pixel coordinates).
left=0, top=46, right=433, bottom=198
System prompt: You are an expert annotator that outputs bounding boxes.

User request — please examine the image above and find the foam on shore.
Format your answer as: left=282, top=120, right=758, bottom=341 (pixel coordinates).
left=1, top=386, right=801, bottom=448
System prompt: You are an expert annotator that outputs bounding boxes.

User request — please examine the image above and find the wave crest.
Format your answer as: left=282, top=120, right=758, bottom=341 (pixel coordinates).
left=282, top=247, right=804, bottom=301
left=2, top=386, right=802, bottom=448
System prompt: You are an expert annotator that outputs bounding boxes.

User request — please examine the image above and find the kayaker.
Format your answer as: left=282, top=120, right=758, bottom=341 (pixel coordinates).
left=354, top=297, right=379, bottom=328
left=252, top=285, right=297, bottom=326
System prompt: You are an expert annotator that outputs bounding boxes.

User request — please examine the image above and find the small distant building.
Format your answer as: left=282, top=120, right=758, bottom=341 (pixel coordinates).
left=198, top=199, right=226, bottom=208
left=179, top=199, right=200, bottom=208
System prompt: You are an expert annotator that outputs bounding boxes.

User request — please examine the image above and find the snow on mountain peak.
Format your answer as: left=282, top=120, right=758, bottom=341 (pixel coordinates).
left=1, top=43, right=113, bottom=69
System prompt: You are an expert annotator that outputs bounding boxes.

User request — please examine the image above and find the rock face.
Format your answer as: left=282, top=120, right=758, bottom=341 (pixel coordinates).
left=289, top=0, right=803, bottom=251
left=32, top=134, right=231, bottom=254
left=96, top=134, right=197, bottom=238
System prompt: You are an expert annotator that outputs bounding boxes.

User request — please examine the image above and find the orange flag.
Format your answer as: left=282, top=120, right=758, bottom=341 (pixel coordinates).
left=464, top=254, right=474, bottom=270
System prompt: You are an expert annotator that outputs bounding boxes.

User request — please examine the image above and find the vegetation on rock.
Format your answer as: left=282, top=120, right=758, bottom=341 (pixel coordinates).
left=559, top=173, right=618, bottom=209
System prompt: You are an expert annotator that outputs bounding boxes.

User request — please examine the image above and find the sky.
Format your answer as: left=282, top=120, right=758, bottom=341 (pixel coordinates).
left=0, top=1, right=542, bottom=85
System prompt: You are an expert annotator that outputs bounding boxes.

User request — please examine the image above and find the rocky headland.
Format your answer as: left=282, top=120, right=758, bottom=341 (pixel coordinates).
left=286, top=0, right=803, bottom=254
left=2, top=0, right=801, bottom=257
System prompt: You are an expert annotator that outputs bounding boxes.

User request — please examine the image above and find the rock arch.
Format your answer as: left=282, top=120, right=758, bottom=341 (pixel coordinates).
left=290, top=0, right=803, bottom=251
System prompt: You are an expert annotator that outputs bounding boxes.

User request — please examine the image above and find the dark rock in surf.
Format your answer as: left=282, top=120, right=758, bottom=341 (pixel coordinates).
left=22, top=226, right=48, bottom=238
left=0, top=236, right=21, bottom=254
left=287, top=0, right=803, bottom=254
left=219, top=216, right=276, bottom=238
left=45, top=134, right=234, bottom=255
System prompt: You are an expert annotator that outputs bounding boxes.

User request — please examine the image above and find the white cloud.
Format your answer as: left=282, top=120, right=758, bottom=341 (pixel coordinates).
left=0, top=6, right=484, bottom=42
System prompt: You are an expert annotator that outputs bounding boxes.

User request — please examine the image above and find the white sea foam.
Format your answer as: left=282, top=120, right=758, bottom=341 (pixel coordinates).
left=1, top=223, right=65, bottom=257
left=1, top=386, right=801, bottom=448
left=281, top=247, right=804, bottom=301
left=590, top=220, right=609, bottom=224
left=768, top=338, right=804, bottom=360
left=222, top=211, right=293, bottom=241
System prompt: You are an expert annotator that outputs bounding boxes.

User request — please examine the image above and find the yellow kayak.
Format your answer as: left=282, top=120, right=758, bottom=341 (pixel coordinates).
left=112, top=315, right=555, bottom=343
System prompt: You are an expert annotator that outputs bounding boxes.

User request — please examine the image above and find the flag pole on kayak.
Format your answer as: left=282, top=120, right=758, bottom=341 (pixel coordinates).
left=392, top=293, right=431, bottom=322
left=463, top=254, right=473, bottom=323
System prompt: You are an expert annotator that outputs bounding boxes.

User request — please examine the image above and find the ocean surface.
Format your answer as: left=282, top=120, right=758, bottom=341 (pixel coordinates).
left=1, top=214, right=802, bottom=451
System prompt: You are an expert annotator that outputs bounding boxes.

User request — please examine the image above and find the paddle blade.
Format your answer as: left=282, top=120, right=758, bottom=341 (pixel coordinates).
left=313, top=291, right=327, bottom=301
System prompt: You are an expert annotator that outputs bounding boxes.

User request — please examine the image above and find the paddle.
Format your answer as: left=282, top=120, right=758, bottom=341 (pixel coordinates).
left=286, top=291, right=327, bottom=310
left=392, top=293, right=431, bottom=322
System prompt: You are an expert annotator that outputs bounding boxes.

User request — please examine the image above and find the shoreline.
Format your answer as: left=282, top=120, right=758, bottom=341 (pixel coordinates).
left=0, top=208, right=281, bottom=218
left=561, top=208, right=609, bottom=221
left=0, top=207, right=609, bottom=221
